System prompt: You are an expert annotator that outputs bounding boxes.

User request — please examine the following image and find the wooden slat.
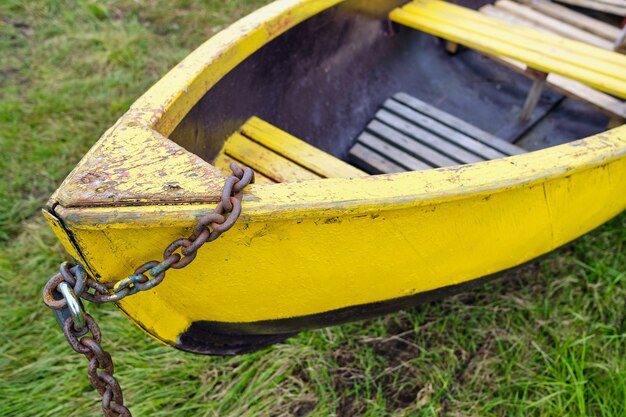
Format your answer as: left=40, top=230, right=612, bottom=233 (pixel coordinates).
left=212, top=152, right=275, bottom=184
left=554, top=0, right=626, bottom=16
left=495, top=0, right=613, bottom=49
left=224, top=133, right=321, bottom=183
left=241, top=116, right=367, bottom=179
left=383, top=100, right=507, bottom=160
left=348, top=143, right=406, bottom=174
left=480, top=4, right=551, bottom=31
left=401, top=0, right=626, bottom=68
left=393, top=92, right=525, bottom=155
left=519, top=0, right=622, bottom=41
left=390, top=1, right=626, bottom=99
left=358, top=132, right=432, bottom=171
left=376, top=110, right=484, bottom=164
left=367, top=120, right=458, bottom=167
left=400, top=2, right=626, bottom=72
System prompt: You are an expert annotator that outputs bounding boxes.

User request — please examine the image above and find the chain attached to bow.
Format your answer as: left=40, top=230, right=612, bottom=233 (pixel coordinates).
left=42, top=163, right=254, bottom=417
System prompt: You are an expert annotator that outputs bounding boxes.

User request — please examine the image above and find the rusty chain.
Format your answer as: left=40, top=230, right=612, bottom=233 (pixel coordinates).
left=42, top=163, right=254, bottom=417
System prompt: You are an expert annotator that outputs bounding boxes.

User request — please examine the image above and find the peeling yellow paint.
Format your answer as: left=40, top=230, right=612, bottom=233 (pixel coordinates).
left=45, top=0, right=626, bottom=347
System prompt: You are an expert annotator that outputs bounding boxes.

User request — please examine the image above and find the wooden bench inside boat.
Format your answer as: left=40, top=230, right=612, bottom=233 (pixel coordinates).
left=349, top=93, right=526, bottom=174
left=478, top=0, right=626, bottom=127
left=213, top=116, right=367, bottom=183
left=389, top=0, right=626, bottom=122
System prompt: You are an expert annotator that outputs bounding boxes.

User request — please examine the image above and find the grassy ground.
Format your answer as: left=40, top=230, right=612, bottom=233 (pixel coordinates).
left=1, top=1, right=625, bottom=416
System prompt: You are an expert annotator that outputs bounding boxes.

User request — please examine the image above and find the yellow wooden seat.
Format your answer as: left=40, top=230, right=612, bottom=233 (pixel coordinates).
left=213, top=117, right=367, bottom=183
left=390, top=0, right=626, bottom=102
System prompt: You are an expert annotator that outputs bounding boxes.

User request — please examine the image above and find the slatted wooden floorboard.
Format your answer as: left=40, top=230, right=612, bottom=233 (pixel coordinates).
left=349, top=93, right=526, bottom=174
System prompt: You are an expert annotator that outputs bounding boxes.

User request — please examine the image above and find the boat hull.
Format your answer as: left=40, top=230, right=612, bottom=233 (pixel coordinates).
left=45, top=0, right=626, bottom=354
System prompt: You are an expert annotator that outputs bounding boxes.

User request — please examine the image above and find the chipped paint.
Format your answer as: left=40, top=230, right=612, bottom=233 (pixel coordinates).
left=44, top=0, right=626, bottom=348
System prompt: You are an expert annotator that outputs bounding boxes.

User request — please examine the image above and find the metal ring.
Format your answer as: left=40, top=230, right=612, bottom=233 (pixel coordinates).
left=58, top=282, right=86, bottom=332
left=70, top=264, right=88, bottom=297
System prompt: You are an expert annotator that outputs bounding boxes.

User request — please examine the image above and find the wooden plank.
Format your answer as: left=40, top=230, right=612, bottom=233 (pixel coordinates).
left=480, top=4, right=553, bottom=32
left=595, top=0, right=626, bottom=7
left=383, top=100, right=507, bottom=160
left=393, top=92, right=525, bottom=155
left=399, top=2, right=626, bottom=71
left=400, top=0, right=626, bottom=68
left=519, top=0, right=622, bottom=41
left=554, top=0, right=626, bottom=16
left=367, top=120, right=459, bottom=167
left=357, top=132, right=433, bottom=171
left=391, top=1, right=626, bottom=98
left=496, top=93, right=563, bottom=142
left=520, top=75, right=547, bottom=121
left=224, top=133, right=321, bottom=183
left=376, top=110, right=484, bottom=164
left=241, top=116, right=367, bottom=179
left=617, top=25, right=626, bottom=52
left=212, top=152, right=275, bottom=184
left=348, top=143, right=406, bottom=174
left=495, top=0, right=614, bottom=49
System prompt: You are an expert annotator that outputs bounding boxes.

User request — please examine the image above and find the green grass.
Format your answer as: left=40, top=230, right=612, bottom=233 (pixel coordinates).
left=0, top=1, right=624, bottom=416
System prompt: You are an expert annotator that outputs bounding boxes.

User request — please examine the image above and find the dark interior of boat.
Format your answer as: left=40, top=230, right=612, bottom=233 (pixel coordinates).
left=169, top=0, right=617, bottom=170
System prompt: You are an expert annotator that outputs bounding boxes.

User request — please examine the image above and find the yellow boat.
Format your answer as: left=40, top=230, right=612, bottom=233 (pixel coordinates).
left=45, top=0, right=626, bottom=355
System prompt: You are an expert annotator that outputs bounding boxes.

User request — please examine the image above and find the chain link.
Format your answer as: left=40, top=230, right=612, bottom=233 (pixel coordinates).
left=41, top=163, right=254, bottom=417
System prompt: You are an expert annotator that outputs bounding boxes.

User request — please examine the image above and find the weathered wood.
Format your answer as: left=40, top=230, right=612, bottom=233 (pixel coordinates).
left=50, top=124, right=228, bottom=207
left=384, top=100, right=507, bottom=160
left=350, top=92, right=528, bottom=174
left=554, top=0, right=626, bottom=16
left=483, top=52, right=626, bottom=120
left=391, top=1, right=626, bottom=99
left=367, top=120, right=459, bottom=167
left=495, top=0, right=614, bottom=49
left=480, top=4, right=550, bottom=32
left=241, top=116, right=367, bottom=179
left=376, top=109, right=483, bottom=164
left=519, top=0, right=622, bottom=41
left=496, top=94, right=562, bottom=142
left=214, top=117, right=368, bottom=183
left=224, top=133, right=321, bottom=182
left=212, top=152, right=275, bottom=184
left=520, top=72, right=548, bottom=122
left=393, top=93, right=526, bottom=155
left=348, top=143, right=406, bottom=174
left=358, top=132, right=432, bottom=171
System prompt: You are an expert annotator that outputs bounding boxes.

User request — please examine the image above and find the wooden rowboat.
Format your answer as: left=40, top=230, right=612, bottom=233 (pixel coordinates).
left=45, top=0, right=626, bottom=355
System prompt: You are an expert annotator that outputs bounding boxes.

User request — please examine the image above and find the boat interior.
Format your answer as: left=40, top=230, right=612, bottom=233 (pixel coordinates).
left=168, top=0, right=626, bottom=181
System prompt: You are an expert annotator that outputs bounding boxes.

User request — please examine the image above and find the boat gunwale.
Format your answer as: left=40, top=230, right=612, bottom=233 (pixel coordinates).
left=54, top=127, right=626, bottom=229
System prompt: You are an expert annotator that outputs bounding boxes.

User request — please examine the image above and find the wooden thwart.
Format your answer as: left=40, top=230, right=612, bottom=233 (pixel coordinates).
left=213, top=117, right=367, bottom=183
left=390, top=0, right=626, bottom=100
left=349, top=93, right=525, bottom=174
left=478, top=2, right=626, bottom=124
